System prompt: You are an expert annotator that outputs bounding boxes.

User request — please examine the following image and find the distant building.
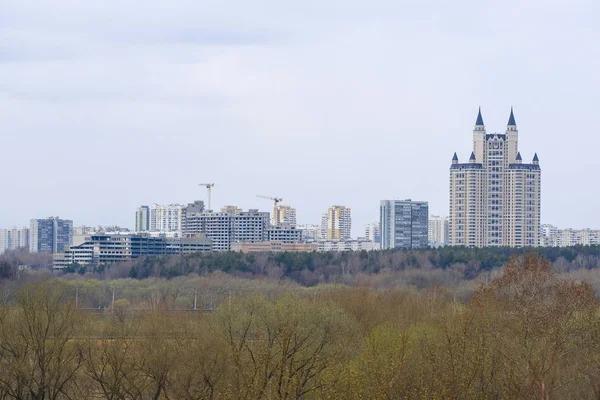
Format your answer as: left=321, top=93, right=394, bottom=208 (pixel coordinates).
left=541, top=224, right=600, bottom=247
left=183, top=204, right=270, bottom=251
left=231, top=241, right=318, bottom=253
left=317, top=239, right=380, bottom=252
left=73, top=225, right=131, bottom=236
left=0, top=228, right=29, bottom=254
left=363, top=222, right=381, bottom=243
left=322, top=206, right=351, bottom=240
left=30, top=217, right=73, bottom=253
left=428, top=215, right=449, bottom=246
left=380, top=200, right=429, bottom=250
left=273, top=205, right=297, bottom=227
left=297, top=224, right=321, bottom=243
left=449, top=108, right=541, bottom=247
left=266, top=226, right=302, bottom=244
left=53, top=233, right=212, bottom=268
left=150, top=204, right=184, bottom=233
left=135, top=205, right=150, bottom=232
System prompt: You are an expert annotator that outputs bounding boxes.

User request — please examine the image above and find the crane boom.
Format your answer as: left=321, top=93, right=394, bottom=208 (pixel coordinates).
left=257, top=195, right=284, bottom=225
left=257, top=194, right=283, bottom=203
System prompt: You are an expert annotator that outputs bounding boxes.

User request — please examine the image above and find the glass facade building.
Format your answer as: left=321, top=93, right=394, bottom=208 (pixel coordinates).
left=380, top=200, right=429, bottom=250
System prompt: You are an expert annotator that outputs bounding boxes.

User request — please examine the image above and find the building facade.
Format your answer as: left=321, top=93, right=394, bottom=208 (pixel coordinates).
left=541, top=224, right=600, bottom=247
left=317, top=239, right=380, bottom=252
left=297, top=224, right=321, bottom=243
left=380, top=200, right=429, bottom=250
left=449, top=108, right=541, bottom=247
left=183, top=205, right=270, bottom=251
left=231, top=242, right=318, bottom=253
left=273, top=205, right=297, bottom=227
left=135, top=205, right=150, bottom=232
left=428, top=215, right=449, bottom=246
left=322, top=206, right=351, bottom=240
left=266, top=226, right=302, bottom=244
left=363, top=222, right=381, bottom=243
left=30, top=217, right=73, bottom=253
left=150, top=204, right=183, bottom=233
left=53, top=233, right=212, bottom=268
left=0, top=228, right=29, bottom=255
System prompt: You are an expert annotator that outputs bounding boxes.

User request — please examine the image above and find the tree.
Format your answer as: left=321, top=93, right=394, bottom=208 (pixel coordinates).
left=0, top=280, right=87, bottom=400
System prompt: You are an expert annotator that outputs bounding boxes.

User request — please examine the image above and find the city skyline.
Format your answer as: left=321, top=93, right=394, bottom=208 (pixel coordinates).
left=2, top=1, right=600, bottom=236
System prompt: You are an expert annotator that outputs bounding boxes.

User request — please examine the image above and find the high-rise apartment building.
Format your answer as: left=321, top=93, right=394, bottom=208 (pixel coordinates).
left=273, top=205, right=297, bottom=227
left=428, top=215, right=449, bottom=246
left=322, top=206, right=351, bottom=240
left=380, top=200, right=429, bottom=249
left=183, top=204, right=270, bottom=251
left=135, top=205, right=150, bottom=232
left=0, top=228, right=29, bottom=254
left=449, top=108, right=541, bottom=247
left=150, top=204, right=183, bottom=233
left=363, top=222, right=381, bottom=243
left=30, top=217, right=73, bottom=253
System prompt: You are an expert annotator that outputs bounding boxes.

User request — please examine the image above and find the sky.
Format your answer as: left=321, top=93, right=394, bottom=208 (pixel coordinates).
left=1, top=0, right=600, bottom=237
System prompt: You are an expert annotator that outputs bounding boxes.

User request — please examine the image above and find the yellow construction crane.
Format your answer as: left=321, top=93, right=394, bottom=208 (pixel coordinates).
left=198, top=183, right=215, bottom=210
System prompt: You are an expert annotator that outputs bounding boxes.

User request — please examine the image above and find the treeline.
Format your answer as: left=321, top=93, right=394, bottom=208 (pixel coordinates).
left=60, top=245, right=600, bottom=285
left=1, top=255, right=600, bottom=399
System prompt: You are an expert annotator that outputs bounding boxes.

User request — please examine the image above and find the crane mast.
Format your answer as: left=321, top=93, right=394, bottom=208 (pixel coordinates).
left=198, top=183, right=215, bottom=210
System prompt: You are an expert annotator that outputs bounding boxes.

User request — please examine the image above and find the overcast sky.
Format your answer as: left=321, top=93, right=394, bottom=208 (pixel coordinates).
left=1, top=0, right=599, bottom=236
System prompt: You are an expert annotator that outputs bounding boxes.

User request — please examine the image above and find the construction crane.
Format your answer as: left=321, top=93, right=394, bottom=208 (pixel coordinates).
left=257, top=194, right=283, bottom=208
left=257, top=195, right=283, bottom=225
left=198, top=183, right=215, bottom=210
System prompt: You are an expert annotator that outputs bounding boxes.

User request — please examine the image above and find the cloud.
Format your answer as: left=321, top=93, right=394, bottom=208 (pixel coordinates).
left=0, top=0, right=599, bottom=235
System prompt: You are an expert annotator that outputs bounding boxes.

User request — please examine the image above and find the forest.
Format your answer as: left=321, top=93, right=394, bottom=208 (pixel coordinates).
left=1, top=254, right=600, bottom=399
left=5, top=245, right=600, bottom=285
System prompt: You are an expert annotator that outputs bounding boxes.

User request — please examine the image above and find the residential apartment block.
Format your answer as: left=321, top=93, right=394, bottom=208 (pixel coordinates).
left=183, top=204, right=270, bottom=251
left=273, top=205, right=297, bottom=227
left=363, top=222, right=381, bottom=243
left=266, top=225, right=302, bottom=244
left=541, top=224, right=600, bottom=247
left=321, top=206, right=351, bottom=240
left=30, top=217, right=73, bottom=253
left=449, top=108, right=541, bottom=247
left=380, top=200, right=429, bottom=250
left=150, top=204, right=183, bottom=233
left=428, top=215, right=449, bottom=246
left=135, top=205, right=150, bottom=232
left=0, top=228, right=29, bottom=255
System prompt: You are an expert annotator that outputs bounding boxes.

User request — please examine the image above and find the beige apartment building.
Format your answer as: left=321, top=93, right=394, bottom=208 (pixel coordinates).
left=273, top=205, right=297, bottom=227
left=321, top=206, right=352, bottom=240
left=449, top=108, right=541, bottom=247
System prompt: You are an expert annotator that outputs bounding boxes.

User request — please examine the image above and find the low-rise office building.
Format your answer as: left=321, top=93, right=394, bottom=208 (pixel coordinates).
left=53, top=233, right=212, bottom=268
left=231, top=241, right=318, bottom=253
left=317, top=240, right=380, bottom=252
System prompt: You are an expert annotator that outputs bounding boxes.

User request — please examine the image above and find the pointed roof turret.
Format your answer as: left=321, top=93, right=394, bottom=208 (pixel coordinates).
left=516, top=152, right=522, bottom=161
left=508, top=106, right=517, bottom=126
left=475, top=107, right=484, bottom=126
left=533, top=153, right=539, bottom=164
left=452, top=152, right=458, bottom=164
left=469, top=151, right=476, bottom=162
